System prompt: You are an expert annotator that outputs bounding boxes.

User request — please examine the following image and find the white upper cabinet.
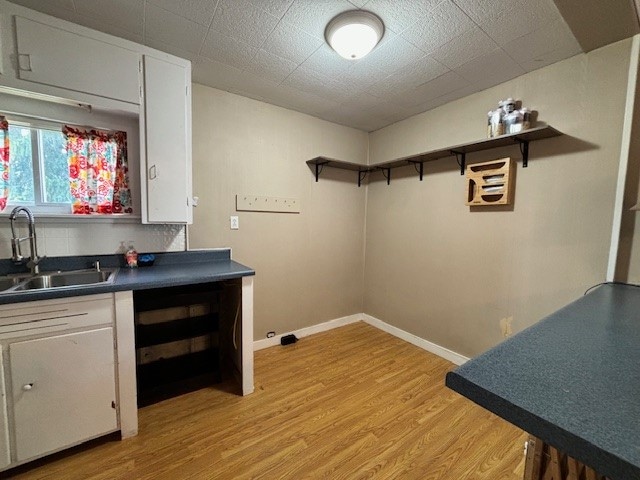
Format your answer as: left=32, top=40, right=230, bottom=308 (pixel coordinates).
left=13, top=16, right=140, bottom=105
left=141, top=55, right=193, bottom=224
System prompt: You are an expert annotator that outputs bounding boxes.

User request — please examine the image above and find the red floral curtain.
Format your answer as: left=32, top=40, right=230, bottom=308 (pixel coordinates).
left=112, top=131, right=132, bottom=214
left=63, top=126, right=132, bottom=214
left=0, top=116, right=9, bottom=211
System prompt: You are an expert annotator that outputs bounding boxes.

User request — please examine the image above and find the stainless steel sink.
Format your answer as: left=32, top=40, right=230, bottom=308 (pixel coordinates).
left=0, top=276, right=27, bottom=291
left=1, top=268, right=117, bottom=293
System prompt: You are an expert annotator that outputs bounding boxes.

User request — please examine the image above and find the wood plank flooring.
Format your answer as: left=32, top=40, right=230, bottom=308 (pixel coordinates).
left=6, top=322, right=526, bottom=479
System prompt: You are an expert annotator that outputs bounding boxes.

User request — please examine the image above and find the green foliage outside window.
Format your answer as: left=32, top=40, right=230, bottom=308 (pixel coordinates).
left=8, top=126, right=71, bottom=205
left=8, top=126, right=34, bottom=203
left=40, top=130, right=71, bottom=203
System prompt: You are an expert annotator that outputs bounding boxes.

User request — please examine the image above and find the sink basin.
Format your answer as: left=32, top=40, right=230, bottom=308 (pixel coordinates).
left=0, top=276, right=28, bottom=291
left=11, top=269, right=117, bottom=292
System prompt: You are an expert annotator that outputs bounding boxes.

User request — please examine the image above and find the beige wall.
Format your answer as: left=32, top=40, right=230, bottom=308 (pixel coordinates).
left=189, top=85, right=368, bottom=339
left=189, top=40, right=634, bottom=355
left=364, top=39, right=632, bottom=357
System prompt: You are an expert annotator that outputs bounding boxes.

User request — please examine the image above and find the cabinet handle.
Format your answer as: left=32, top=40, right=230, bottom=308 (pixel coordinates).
left=18, top=54, right=32, bottom=72
left=22, top=383, right=33, bottom=391
left=149, top=164, right=157, bottom=180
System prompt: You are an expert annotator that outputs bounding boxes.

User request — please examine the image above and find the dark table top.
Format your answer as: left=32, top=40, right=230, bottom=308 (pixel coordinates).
left=446, top=283, right=640, bottom=480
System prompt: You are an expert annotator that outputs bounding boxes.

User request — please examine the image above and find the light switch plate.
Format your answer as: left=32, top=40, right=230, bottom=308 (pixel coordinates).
left=230, top=216, right=239, bottom=230
left=236, top=195, right=300, bottom=213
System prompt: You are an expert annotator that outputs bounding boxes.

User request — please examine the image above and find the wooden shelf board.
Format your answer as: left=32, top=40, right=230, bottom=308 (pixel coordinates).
left=307, top=125, right=563, bottom=180
left=375, top=125, right=562, bottom=169
left=307, top=156, right=369, bottom=172
left=443, top=125, right=561, bottom=155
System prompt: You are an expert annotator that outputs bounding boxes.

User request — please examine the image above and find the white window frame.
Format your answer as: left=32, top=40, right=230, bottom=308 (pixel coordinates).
left=7, top=118, right=71, bottom=215
left=2, top=113, right=138, bottom=220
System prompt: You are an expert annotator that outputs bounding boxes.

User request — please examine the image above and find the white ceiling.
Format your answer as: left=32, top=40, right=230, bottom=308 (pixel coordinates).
left=8, top=0, right=583, bottom=132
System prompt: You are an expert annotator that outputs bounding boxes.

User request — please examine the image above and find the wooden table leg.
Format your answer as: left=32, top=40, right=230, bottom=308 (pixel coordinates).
left=522, top=436, right=609, bottom=480
left=567, top=458, right=580, bottom=480
left=524, top=436, right=543, bottom=480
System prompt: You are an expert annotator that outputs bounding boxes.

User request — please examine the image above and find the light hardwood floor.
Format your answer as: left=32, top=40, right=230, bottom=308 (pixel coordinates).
left=7, top=322, right=526, bottom=479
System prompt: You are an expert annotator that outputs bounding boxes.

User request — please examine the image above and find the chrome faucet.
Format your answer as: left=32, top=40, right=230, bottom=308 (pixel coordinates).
left=9, top=206, right=43, bottom=275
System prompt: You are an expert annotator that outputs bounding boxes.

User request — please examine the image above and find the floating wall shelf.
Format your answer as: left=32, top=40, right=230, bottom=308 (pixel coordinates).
left=307, top=125, right=563, bottom=186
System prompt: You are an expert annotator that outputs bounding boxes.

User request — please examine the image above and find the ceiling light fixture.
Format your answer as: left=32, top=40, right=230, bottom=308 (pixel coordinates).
left=325, top=10, right=384, bottom=60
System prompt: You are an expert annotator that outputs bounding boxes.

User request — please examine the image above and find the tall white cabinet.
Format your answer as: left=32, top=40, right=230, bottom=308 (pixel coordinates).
left=141, top=55, right=193, bottom=224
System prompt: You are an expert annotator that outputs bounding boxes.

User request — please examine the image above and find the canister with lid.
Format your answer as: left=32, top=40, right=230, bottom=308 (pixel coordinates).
left=491, top=108, right=505, bottom=137
left=504, top=109, right=523, bottom=134
left=487, top=111, right=493, bottom=138
left=520, top=107, right=531, bottom=130
left=502, top=98, right=516, bottom=114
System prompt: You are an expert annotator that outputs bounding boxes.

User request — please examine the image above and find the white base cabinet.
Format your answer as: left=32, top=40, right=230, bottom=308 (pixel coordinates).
left=0, top=294, right=120, bottom=471
left=10, top=328, right=118, bottom=462
left=0, top=347, right=9, bottom=471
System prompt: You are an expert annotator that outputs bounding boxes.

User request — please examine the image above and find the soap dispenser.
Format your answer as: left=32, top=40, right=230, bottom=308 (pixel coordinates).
left=124, top=241, right=138, bottom=268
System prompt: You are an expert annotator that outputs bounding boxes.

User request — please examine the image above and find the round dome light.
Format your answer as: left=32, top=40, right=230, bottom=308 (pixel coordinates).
left=325, top=10, right=384, bottom=60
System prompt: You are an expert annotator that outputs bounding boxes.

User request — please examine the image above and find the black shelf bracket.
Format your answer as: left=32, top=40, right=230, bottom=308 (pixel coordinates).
left=378, top=167, right=391, bottom=185
left=514, top=138, right=530, bottom=167
left=313, top=161, right=328, bottom=182
left=451, top=150, right=466, bottom=175
left=408, top=160, right=425, bottom=181
left=358, top=170, right=368, bottom=187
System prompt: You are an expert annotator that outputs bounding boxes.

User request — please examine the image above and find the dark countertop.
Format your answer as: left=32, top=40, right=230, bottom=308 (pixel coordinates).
left=446, top=283, right=640, bottom=480
left=0, top=249, right=255, bottom=305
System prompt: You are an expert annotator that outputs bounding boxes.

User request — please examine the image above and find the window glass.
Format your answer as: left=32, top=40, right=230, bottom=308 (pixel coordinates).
left=8, top=126, right=34, bottom=203
left=40, top=129, right=70, bottom=204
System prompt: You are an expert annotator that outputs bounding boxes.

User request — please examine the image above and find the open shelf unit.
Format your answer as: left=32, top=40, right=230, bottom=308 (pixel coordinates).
left=133, top=283, right=223, bottom=406
left=307, top=125, right=563, bottom=186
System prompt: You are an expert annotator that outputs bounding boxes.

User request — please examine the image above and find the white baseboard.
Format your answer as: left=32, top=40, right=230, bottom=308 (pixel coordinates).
left=362, top=314, right=469, bottom=366
left=253, top=313, right=469, bottom=366
left=253, top=314, right=363, bottom=351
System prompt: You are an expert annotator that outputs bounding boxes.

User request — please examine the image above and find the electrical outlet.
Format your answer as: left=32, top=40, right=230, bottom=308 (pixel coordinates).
left=230, top=216, right=239, bottom=230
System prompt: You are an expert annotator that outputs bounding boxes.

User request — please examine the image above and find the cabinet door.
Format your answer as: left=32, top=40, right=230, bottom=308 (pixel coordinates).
left=142, top=55, right=192, bottom=224
left=10, top=328, right=118, bottom=462
left=14, top=16, right=140, bottom=104
left=0, top=346, right=9, bottom=470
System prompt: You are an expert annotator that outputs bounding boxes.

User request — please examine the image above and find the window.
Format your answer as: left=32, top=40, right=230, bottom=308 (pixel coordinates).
left=4, top=116, right=133, bottom=216
left=8, top=123, right=71, bottom=210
